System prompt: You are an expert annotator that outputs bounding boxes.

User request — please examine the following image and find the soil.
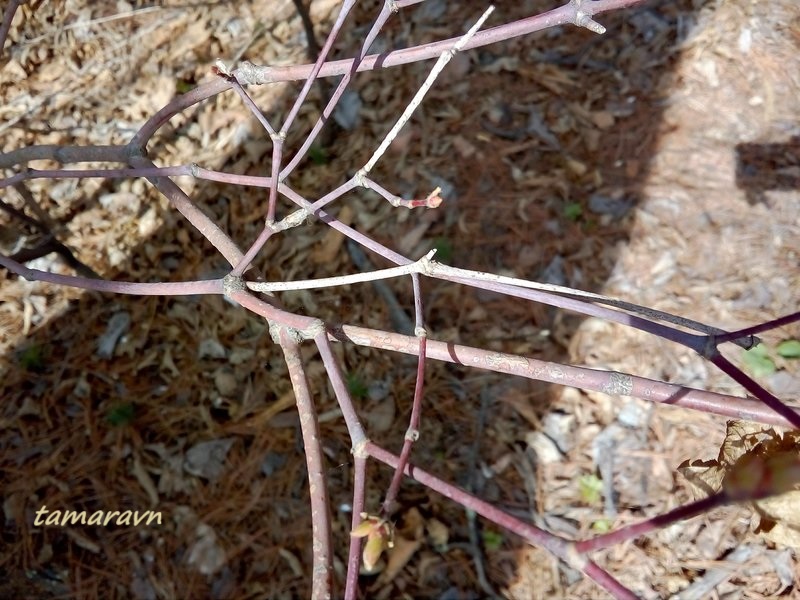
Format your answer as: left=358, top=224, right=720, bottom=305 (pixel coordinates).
left=1, top=1, right=798, bottom=599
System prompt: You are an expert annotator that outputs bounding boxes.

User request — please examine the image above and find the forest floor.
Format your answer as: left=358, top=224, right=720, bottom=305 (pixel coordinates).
left=1, top=1, right=799, bottom=599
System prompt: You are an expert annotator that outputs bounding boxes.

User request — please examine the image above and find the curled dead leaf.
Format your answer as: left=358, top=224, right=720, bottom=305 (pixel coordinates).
left=679, top=420, right=800, bottom=548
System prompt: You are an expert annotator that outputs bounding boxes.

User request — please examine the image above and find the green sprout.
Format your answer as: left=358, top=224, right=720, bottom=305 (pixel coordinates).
left=432, top=237, right=453, bottom=263
left=346, top=372, right=368, bottom=399
left=563, top=202, right=583, bottom=221
left=777, top=340, right=800, bottom=359
left=308, top=145, right=330, bottom=165
left=18, top=344, right=46, bottom=372
left=106, top=402, right=135, bottom=427
left=579, top=473, right=604, bottom=505
left=742, top=344, right=777, bottom=378
left=482, top=528, right=504, bottom=551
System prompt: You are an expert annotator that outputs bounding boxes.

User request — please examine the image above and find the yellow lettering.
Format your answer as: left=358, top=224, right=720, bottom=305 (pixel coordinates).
left=103, top=511, right=120, bottom=526
left=45, top=511, right=61, bottom=526
left=61, top=510, right=86, bottom=526
left=87, top=510, right=103, bottom=526
left=33, top=506, right=48, bottom=526
left=116, top=511, right=132, bottom=526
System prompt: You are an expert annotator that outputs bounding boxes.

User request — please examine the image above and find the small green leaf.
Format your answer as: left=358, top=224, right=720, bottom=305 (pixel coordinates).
left=579, top=473, right=603, bottom=505
left=591, top=519, right=612, bottom=533
left=176, top=79, right=195, bottom=94
left=18, top=344, right=46, bottom=372
left=346, top=372, right=368, bottom=399
left=563, top=202, right=582, bottom=221
left=742, top=344, right=777, bottom=377
left=777, top=340, right=800, bottom=359
left=106, top=402, right=135, bottom=427
left=308, top=145, right=329, bottom=165
left=432, top=237, right=453, bottom=263
left=482, top=529, right=504, bottom=551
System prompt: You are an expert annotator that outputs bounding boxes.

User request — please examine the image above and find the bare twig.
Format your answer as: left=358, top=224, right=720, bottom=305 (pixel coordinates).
left=278, top=327, right=334, bottom=599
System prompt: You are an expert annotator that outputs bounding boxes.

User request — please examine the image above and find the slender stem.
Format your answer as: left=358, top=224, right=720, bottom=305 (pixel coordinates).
left=358, top=7, right=495, bottom=180
left=314, top=331, right=368, bottom=447
left=305, top=177, right=360, bottom=216
left=344, top=455, right=368, bottom=600
left=280, top=0, right=397, bottom=180
left=130, top=77, right=230, bottom=149
left=366, top=441, right=636, bottom=599
left=0, top=145, right=129, bottom=169
left=331, top=324, right=800, bottom=428
left=279, top=329, right=334, bottom=599
left=710, top=353, right=800, bottom=429
left=225, top=75, right=278, bottom=137
left=127, top=155, right=245, bottom=268
left=280, top=0, right=357, bottom=136
left=278, top=183, right=411, bottom=265
left=713, top=311, right=800, bottom=344
left=231, top=225, right=277, bottom=278
left=0, top=254, right=222, bottom=295
left=381, top=274, right=427, bottom=516
left=247, top=249, right=435, bottom=292
left=265, top=137, right=283, bottom=225
left=575, top=493, right=727, bottom=554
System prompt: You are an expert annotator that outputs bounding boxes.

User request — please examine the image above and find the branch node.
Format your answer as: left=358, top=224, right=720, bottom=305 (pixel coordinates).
left=270, top=319, right=325, bottom=344
left=404, top=428, right=420, bottom=443
left=270, top=321, right=302, bottom=345
left=278, top=209, right=310, bottom=230
left=352, top=439, right=371, bottom=459
left=419, top=251, right=437, bottom=276
left=353, top=169, right=367, bottom=187
left=414, top=326, right=427, bottom=338
left=232, top=60, right=272, bottom=86
left=222, top=273, right=247, bottom=297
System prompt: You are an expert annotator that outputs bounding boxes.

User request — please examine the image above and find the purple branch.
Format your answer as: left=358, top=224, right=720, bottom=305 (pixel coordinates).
left=332, top=324, right=799, bottom=428
left=235, top=0, right=646, bottom=84
left=714, top=311, right=800, bottom=344
left=366, top=441, right=636, bottom=599
left=130, top=78, right=230, bottom=150
left=344, top=455, right=368, bottom=600
left=280, top=0, right=357, bottom=136
left=314, top=331, right=368, bottom=446
left=279, top=329, right=334, bottom=599
left=710, top=353, right=800, bottom=429
left=0, top=254, right=222, bottom=296
left=437, top=272, right=707, bottom=354
left=0, top=145, right=129, bottom=169
left=278, top=184, right=410, bottom=265
left=127, top=155, right=246, bottom=268
left=125, top=1, right=646, bottom=152
left=575, top=493, right=726, bottom=554
left=280, top=0, right=396, bottom=180
left=381, top=274, right=428, bottom=516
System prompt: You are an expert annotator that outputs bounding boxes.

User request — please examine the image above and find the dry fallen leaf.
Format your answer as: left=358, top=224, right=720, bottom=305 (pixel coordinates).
left=678, top=421, right=800, bottom=548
